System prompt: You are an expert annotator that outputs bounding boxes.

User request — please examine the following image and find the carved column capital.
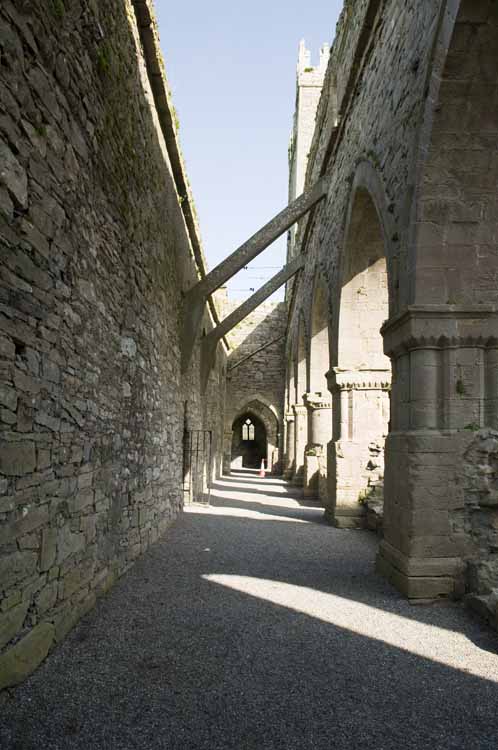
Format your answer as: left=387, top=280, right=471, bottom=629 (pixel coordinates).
left=303, top=391, right=332, bottom=410
left=381, top=305, right=498, bottom=358
left=327, top=368, right=391, bottom=393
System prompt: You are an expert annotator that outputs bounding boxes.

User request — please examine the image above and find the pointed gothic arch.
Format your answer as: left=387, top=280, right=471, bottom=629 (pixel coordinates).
left=379, top=0, right=498, bottom=599
left=230, top=399, right=280, bottom=473
left=327, top=166, right=392, bottom=527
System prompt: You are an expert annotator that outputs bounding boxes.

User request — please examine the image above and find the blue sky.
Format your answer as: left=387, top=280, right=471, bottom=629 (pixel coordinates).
left=155, top=1, right=343, bottom=301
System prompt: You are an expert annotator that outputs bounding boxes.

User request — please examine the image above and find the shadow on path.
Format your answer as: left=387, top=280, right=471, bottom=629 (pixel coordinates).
left=2, top=472, right=498, bottom=750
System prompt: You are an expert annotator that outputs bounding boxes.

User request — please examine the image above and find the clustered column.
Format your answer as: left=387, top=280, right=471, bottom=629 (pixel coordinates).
left=377, top=307, right=497, bottom=599
left=326, top=368, right=390, bottom=528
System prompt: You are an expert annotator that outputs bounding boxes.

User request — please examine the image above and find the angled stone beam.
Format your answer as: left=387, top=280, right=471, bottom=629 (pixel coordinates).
left=181, top=174, right=330, bottom=372
left=200, top=254, right=305, bottom=392
left=191, top=176, right=329, bottom=301
left=207, top=254, right=305, bottom=344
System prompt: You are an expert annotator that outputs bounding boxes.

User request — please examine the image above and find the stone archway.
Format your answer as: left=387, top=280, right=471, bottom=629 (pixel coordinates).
left=327, top=184, right=391, bottom=528
left=379, top=0, right=498, bottom=599
left=228, top=399, right=280, bottom=474
left=231, top=413, right=267, bottom=469
left=303, top=273, right=333, bottom=503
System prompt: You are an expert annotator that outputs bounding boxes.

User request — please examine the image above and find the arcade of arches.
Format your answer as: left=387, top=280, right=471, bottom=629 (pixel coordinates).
left=1, top=0, right=498, bottom=691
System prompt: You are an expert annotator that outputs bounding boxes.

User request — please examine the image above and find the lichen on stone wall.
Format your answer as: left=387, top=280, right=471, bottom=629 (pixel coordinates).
left=0, top=0, right=226, bottom=688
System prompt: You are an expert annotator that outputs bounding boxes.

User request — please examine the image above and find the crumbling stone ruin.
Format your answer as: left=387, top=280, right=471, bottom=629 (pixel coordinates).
left=0, top=0, right=228, bottom=688
left=1, top=0, right=498, bottom=689
left=286, top=0, right=498, bottom=615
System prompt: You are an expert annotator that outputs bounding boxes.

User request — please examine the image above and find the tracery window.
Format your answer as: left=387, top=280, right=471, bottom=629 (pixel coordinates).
left=242, top=419, right=255, bottom=441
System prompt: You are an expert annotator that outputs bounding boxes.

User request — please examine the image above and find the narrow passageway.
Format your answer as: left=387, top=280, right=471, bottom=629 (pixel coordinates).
left=3, top=472, right=498, bottom=750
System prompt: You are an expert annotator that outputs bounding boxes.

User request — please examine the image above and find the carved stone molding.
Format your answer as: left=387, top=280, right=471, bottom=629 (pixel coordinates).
left=327, top=368, right=391, bottom=393
left=303, top=391, right=332, bottom=410
left=381, top=306, right=498, bottom=358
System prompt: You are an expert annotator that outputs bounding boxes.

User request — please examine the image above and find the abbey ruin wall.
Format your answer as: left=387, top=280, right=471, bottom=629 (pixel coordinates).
left=224, top=300, right=287, bottom=474
left=286, top=0, right=498, bottom=608
left=0, top=0, right=225, bottom=686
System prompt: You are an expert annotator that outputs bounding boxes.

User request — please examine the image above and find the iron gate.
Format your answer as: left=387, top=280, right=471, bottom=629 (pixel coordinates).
left=182, top=429, right=213, bottom=505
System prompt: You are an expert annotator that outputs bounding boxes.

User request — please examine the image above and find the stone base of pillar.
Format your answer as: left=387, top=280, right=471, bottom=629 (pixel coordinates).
left=324, top=506, right=366, bottom=529
left=283, top=463, right=295, bottom=480
left=303, top=452, right=319, bottom=498
left=303, top=486, right=318, bottom=499
left=292, top=470, right=304, bottom=487
left=376, top=540, right=465, bottom=600
left=318, top=475, right=328, bottom=507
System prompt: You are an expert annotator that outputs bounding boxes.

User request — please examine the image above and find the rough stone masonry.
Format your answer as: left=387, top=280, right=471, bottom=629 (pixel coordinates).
left=285, top=0, right=498, bottom=620
left=222, top=294, right=287, bottom=474
left=2, top=0, right=498, bottom=693
left=0, top=0, right=231, bottom=688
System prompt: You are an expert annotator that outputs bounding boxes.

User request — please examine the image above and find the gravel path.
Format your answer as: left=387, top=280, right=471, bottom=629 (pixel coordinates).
left=2, top=469, right=498, bottom=750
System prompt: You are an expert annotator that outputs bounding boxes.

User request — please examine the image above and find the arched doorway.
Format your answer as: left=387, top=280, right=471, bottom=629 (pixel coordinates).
left=328, top=186, right=391, bottom=527
left=231, top=413, right=267, bottom=469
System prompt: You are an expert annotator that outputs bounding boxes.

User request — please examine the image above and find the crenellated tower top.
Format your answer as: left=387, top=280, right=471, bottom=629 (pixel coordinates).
left=297, top=39, right=330, bottom=80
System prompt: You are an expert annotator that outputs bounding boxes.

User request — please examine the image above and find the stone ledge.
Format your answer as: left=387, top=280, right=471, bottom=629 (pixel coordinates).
left=0, top=623, right=54, bottom=691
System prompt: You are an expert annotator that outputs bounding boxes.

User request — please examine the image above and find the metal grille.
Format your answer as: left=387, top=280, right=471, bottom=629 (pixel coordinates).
left=182, top=430, right=213, bottom=505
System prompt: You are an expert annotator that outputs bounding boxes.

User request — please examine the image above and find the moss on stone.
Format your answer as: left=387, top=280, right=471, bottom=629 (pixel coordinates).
left=50, top=0, right=65, bottom=18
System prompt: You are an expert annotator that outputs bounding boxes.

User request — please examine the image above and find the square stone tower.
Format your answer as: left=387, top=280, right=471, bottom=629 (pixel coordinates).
left=287, top=40, right=329, bottom=261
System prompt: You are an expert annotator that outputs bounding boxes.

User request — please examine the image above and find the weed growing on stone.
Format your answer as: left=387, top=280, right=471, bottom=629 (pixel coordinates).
left=97, top=45, right=112, bottom=76
left=50, top=0, right=65, bottom=18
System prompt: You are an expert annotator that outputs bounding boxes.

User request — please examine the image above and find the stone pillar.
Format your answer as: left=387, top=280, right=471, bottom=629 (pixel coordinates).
left=292, top=403, right=308, bottom=486
left=303, top=392, right=332, bottom=501
left=325, top=369, right=391, bottom=528
left=376, top=306, right=498, bottom=600
left=222, top=430, right=233, bottom=475
left=283, top=413, right=296, bottom=480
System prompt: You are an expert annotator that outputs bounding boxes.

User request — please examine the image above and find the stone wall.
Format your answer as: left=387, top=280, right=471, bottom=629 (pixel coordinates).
left=224, top=300, right=287, bottom=474
left=0, top=0, right=226, bottom=688
left=284, top=0, right=498, bottom=601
